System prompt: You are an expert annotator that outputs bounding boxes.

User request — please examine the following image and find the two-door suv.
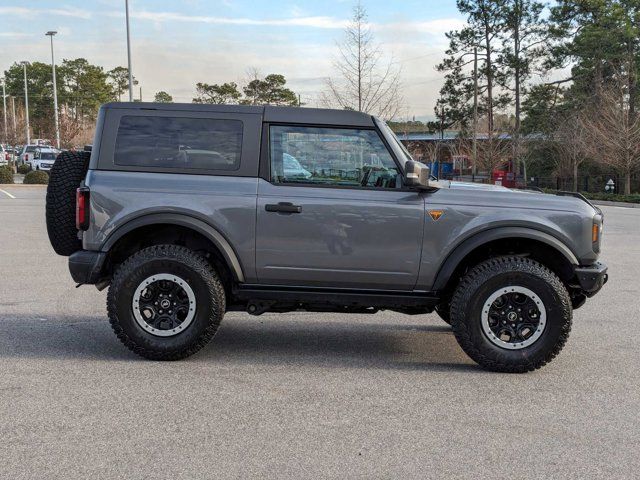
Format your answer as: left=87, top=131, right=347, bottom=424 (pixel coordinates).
left=45, top=103, right=607, bottom=372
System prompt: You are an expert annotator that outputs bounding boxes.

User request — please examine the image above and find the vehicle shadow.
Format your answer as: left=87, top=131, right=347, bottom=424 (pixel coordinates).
left=0, top=313, right=478, bottom=372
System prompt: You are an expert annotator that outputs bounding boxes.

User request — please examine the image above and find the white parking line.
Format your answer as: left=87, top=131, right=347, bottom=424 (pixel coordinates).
left=0, top=188, right=16, bottom=199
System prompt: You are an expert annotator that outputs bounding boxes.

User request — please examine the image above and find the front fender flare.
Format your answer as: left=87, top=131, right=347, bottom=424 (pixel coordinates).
left=431, top=227, right=579, bottom=292
left=101, top=213, right=245, bottom=282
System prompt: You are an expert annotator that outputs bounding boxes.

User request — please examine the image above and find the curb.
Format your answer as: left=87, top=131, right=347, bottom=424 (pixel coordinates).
left=592, top=200, right=640, bottom=209
left=0, top=183, right=47, bottom=187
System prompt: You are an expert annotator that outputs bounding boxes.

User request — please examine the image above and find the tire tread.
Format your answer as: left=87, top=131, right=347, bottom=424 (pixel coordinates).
left=450, top=256, right=572, bottom=373
left=45, top=151, right=90, bottom=256
left=107, top=245, right=226, bottom=361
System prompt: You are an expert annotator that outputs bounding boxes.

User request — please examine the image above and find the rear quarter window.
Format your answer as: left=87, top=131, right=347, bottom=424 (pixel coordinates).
left=114, top=116, right=243, bottom=171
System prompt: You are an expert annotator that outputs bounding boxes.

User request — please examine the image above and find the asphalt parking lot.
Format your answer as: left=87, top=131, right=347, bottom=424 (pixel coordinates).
left=0, top=185, right=638, bottom=479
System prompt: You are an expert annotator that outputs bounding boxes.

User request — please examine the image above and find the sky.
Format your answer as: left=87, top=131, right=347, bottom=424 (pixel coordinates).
left=0, top=1, right=466, bottom=120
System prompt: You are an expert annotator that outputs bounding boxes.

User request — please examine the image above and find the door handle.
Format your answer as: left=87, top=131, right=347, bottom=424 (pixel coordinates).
left=265, top=202, right=302, bottom=214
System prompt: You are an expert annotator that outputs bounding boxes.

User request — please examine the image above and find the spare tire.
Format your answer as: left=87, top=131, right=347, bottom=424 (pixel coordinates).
left=46, top=150, right=91, bottom=256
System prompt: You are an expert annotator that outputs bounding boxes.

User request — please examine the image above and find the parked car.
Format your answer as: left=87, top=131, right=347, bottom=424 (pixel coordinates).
left=0, top=144, right=10, bottom=166
left=20, top=145, right=40, bottom=166
left=32, top=147, right=60, bottom=172
left=45, top=102, right=607, bottom=372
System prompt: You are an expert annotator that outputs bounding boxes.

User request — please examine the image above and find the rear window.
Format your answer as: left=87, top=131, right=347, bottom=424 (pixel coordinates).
left=114, top=116, right=243, bottom=171
left=26, top=146, right=36, bottom=153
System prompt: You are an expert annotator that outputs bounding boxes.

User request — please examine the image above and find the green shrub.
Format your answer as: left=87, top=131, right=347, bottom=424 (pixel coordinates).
left=0, top=165, right=14, bottom=184
left=17, top=164, right=32, bottom=174
left=541, top=188, right=640, bottom=204
left=580, top=191, right=640, bottom=204
left=23, top=170, right=49, bottom=185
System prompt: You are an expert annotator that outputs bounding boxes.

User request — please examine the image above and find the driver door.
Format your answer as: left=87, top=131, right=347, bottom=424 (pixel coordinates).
left=255, top=125, right=425, bottom=291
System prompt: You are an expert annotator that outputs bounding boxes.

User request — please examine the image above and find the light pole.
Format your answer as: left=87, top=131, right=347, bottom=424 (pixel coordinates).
left=21, top=62, right=30, bottom=145
left=46, top=31, right=61, bottom=149
left=11, top=96, right=16, bottom=136
left=125, top=0, right=134, bottom=102
left=1, top=78, right=7, bottom=145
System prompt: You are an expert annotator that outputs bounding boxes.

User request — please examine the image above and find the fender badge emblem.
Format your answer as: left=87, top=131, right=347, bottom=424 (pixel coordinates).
left=428, top=210, right=444, bottom=221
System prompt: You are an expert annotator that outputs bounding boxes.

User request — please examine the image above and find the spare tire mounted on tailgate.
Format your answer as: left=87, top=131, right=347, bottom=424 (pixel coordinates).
left=46, top=150, right=91, bottom=256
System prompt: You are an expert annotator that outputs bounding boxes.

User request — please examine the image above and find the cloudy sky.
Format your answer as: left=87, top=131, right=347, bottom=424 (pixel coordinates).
left=0, top=1, right=465, bottom=120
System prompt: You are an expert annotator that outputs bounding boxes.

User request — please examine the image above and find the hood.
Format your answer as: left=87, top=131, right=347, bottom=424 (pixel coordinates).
left=429, top=181, right=598, bottom=216
left=432, top=180, right=512, bottom=191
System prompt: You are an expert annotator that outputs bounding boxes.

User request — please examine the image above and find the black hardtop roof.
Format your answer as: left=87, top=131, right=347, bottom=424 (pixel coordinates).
left=101, top=102, right=376, bottom=127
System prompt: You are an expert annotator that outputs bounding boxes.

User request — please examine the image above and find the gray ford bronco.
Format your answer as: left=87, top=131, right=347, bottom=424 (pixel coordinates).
left=45, top=103, right=607, bottom=372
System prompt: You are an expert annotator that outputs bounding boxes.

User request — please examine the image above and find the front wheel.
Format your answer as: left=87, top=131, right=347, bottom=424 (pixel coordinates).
left=450, top=256, right=572, bottom=373
left=434, top=303, right=452, bottom=325
left=107, top=245, right=226, bottom=360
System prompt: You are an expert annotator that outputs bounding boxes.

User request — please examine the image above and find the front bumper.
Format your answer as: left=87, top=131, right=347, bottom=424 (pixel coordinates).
left=574, top=261, right=608, bottom=297
left=69, top=250, right=107, bottom=285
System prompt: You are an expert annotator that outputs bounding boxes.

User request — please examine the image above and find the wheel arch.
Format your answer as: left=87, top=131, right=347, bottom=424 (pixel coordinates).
left=432, top=227, right=579, bottom=294
left=101, top=213, right=245, bottom=283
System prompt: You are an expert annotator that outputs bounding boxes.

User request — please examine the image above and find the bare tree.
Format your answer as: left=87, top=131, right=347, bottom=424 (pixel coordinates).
left=580, top=80, right=640, bottom=195
left=476, top=134, right=511, bottom=177
left=449, top=136, right=474, bottom=176
left=58, top=113, right=81, bottom=149
left=552, top=114, right=588, bottom=191
left=405, top=140, right=440, bottom=166
left=4, top=99, right=26, bottom=147
left=322, top=2, right=403, bottom=119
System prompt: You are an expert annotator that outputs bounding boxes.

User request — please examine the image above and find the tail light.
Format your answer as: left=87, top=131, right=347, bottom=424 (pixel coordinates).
left=24, top=154, right=28, bottom=162
left=76, top=187, right=90, bottom=230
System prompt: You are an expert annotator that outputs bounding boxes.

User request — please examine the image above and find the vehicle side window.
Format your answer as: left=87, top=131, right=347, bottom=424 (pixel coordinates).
left=269, top=125, right=401, bottom=189
left=114, top=116, right=243, bottom=171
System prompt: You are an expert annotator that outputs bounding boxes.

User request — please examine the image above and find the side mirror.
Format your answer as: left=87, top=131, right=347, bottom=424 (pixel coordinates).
left=403, top=160, right=430, bottom=190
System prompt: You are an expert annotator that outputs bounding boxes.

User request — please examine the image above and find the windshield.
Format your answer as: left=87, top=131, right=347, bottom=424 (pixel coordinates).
left=374, top=118, right=413, bottom=165
left=39, top=152, right=57, bottom=160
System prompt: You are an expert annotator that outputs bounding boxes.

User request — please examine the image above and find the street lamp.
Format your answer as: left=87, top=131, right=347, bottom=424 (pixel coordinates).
left=46, top=31, right=61, bottom=149
left=1, top=78, right=7, bottom=145
left=21, top=62, right=30, bottom=145
left=125, top=0, right=134, bottom=102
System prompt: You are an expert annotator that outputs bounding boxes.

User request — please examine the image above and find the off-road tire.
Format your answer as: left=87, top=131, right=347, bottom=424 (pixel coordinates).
left=450, top=256, right=572, bottom=373
left=107, top=245, right=226, bottom=360
left=46, top=150, right=90, bottom=256
left=435, top=303, right=452, bottom=325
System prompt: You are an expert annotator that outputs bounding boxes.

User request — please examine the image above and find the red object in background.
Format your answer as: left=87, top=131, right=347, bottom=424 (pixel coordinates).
left=493, top=170, right=517, bottom=188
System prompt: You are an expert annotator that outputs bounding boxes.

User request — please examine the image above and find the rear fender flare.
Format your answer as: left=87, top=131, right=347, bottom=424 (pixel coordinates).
left=101, top=213, right=245, bottom=282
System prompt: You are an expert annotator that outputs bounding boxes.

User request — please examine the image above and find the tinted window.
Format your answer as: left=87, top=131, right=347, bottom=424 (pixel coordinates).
left=269, top=126, right=400, bottom=188
left=39, top=152, right=57, bottom=160
left=115, top=116, right=242, bottom=171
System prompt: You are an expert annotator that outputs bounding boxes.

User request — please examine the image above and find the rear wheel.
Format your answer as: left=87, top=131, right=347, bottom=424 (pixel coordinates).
left=450, top=256, right=572, bottom=373
left=107, top=245, right=226, bottom=360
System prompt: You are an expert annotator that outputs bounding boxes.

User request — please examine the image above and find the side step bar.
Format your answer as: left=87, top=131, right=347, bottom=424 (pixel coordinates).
left=232, top=285, right=440, bottom=316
